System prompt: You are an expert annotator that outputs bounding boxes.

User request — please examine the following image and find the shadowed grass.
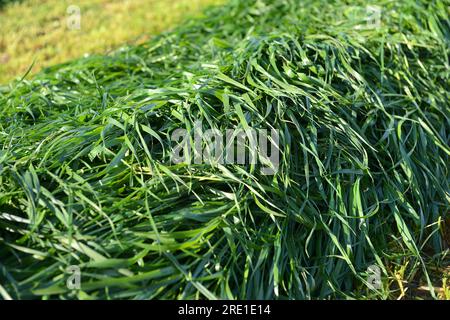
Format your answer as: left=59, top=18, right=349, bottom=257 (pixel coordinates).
left=0, top=0, right=449, bottom=300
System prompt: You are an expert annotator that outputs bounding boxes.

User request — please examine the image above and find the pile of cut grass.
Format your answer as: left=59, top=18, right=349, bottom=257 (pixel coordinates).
left=0, top=0, right=449, bottom=300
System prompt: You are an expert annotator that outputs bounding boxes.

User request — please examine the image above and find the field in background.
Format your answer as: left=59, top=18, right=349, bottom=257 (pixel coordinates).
left=0, top=0, right=223, bottom=84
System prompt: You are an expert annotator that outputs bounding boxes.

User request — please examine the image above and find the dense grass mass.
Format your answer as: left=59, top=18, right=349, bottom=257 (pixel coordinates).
left=0, top=0, right=449, bottom=299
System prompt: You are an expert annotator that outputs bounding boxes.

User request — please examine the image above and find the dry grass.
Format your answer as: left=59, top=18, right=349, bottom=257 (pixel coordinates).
left=0, top=0, right=223, bottom=84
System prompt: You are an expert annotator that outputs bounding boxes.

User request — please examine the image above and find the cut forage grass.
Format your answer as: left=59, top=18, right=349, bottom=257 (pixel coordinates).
left=0, top=0, right=449, bottom=299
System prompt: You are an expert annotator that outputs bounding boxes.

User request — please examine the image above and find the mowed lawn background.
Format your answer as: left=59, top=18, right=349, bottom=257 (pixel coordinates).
left=0, top=0, right=223, bottom=84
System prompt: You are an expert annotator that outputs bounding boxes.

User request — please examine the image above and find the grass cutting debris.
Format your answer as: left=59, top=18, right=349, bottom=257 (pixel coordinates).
left=0, top=0, right=449, bottom=300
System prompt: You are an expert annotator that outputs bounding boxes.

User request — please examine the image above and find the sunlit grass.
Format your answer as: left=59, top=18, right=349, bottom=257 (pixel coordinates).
left=0, top=0, right=224, bottom=84
left=0, top=0, right=448, bottom=300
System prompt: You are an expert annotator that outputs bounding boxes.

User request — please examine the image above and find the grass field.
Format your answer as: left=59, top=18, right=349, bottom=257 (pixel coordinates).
left=0, top=0, right=223, bottom=84
left=0, top=0, right=449, bottom=300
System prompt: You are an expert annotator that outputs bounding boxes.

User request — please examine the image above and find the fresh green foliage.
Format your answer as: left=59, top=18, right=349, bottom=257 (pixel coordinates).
left=0, top=0, right=20, bottom=8
left=0, top=0, right=448, bottom=300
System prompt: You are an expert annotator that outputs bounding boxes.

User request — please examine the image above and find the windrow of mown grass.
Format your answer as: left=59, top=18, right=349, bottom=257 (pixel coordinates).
left=0, top=0, right=449, bottom=299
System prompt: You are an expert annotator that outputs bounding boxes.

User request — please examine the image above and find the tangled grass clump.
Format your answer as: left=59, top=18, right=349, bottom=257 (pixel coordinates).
left=0, top=0, right=449, bottom=299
